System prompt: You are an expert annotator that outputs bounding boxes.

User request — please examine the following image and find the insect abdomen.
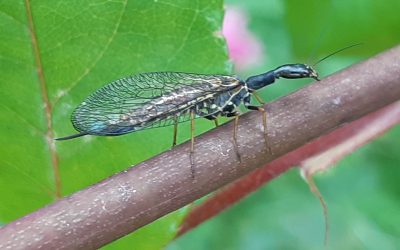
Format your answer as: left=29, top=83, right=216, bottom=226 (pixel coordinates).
left=70, top=82, right=222, bottom=136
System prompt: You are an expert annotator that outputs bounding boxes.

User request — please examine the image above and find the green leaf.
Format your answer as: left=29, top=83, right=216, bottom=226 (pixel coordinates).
left=0, top=0, right=228, bottom=248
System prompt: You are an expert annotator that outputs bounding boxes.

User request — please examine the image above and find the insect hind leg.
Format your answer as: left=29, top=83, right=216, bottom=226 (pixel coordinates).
left=172, top=115, right=178, bottom=148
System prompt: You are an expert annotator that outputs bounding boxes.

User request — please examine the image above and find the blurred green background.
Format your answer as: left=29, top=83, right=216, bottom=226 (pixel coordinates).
left=0, top=0, right=399, bottom=249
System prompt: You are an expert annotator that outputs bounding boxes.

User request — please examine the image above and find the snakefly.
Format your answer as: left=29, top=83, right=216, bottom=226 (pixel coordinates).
left=56, top=44, right=359, bottom=176
left=56, top=64, right=318, bottom=172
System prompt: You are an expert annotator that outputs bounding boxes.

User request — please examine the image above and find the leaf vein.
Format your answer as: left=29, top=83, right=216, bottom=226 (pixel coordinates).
left=54, top=0, right=129, bottom=105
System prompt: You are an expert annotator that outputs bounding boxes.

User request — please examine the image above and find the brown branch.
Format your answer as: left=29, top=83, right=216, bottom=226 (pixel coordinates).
left=1, top=46, right=400, bottom=249
left=177, top=100, right=400, bottom=236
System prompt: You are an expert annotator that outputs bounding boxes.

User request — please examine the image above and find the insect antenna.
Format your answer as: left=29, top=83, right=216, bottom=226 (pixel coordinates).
left=313, top=43, right=362, bottom=67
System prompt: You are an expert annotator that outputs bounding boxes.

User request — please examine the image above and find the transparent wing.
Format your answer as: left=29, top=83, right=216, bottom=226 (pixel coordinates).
left=71, top=72, right=240, bottom=135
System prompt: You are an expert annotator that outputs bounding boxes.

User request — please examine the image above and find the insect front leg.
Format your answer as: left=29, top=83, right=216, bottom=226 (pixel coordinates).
left=252, top=91, right=265, bottom=105
left=226, top=111, right=242, bottom=162
left=244, top=95, right=272, bottom=154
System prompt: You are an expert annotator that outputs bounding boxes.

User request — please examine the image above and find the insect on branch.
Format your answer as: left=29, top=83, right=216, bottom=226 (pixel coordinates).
left=0, top=46, right=400, bottom=249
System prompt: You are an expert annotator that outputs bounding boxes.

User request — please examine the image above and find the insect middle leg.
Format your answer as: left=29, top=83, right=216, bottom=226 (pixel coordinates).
left=189, top=110, right=195, bottom=177
left=204, top=114, right=219, bottom=128
left=214, top=119, right=219, bottom=127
